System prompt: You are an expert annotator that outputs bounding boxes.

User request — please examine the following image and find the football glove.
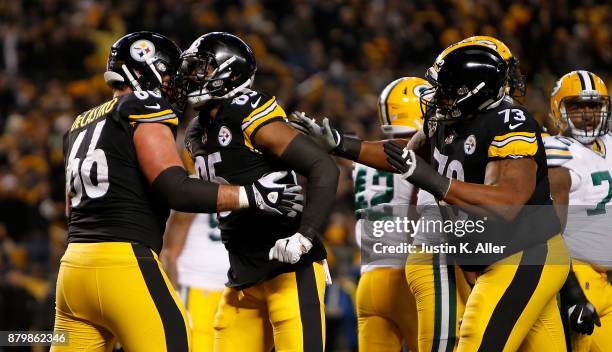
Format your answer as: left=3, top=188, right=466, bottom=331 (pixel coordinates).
left=562, top=270, right=601, bottom=335
left=244, top=171, right=303, bottom=217
left=289, top=112, right=339, bottom=152
left=289, top=112, right=361, bottom=160
left=269, top=233, right=313, bottom=264
left=383, top=141, right=451, bottom=199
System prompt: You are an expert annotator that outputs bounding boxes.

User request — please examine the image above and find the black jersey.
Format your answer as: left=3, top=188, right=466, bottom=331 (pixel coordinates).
left=63, top=91, right=178, bottom=253
left=185, top=89, right=326, bottom=288
left=424, top=100, right=560, bottom=265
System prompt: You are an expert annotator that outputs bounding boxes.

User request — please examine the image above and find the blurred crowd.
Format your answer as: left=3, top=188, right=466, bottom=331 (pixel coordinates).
left=0, top=0, right=610, bottom=350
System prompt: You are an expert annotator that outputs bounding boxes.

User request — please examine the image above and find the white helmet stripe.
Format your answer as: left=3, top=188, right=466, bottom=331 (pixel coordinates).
left=578, top=70, right=592, bottom=91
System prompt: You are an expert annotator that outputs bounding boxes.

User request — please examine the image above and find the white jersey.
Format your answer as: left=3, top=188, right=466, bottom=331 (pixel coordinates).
left=413, top=189, right=444, bottom=246
left=353, top=163, right=414, bottom=272
left=544, top=134, right=612, bottom=270
left=177, top=213, right=230, bottom=290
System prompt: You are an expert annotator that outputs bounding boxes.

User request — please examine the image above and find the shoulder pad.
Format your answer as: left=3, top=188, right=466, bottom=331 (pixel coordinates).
left=487, top=106, right=540, bottom=159
left=118, top=91, right=178, bottom=126
left=543, top=135, right=573, bottom=167
left=234, top=90, right=287, bottom=149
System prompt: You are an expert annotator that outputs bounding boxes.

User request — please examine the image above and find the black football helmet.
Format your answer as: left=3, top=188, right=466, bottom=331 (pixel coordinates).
left=105, top=31, right=182, bottom=100
left=175, top=32, right=257, bottom=108
left=423, top=43, right=509, bottom=121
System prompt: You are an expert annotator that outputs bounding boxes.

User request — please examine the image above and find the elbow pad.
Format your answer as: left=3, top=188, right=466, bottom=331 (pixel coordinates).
left=280, top=134, right=340, bottom=239
left=152, top=166, right=219, bottom=213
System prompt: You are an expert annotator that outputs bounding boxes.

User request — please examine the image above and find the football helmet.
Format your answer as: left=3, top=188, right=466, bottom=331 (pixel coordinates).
left=423, top=43, right=508, bottom=121
left=105, top=31, right=182, bottom=99
left=459, top=36, right=525, bottom=97
left=550, top=70, right=610, bottom=144
left=378, top=77, right=431, bottom=135
left=175, top=32, right=257, bottom=108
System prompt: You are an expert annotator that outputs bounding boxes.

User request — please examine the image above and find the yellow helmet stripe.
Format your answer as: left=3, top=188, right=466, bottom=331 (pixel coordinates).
left=379, top=78, right=403, bottom=125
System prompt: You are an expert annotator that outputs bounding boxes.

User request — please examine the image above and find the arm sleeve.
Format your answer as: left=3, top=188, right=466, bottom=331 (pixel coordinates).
left=279, top=134, right=340, bottom=239
left=152, top=166, right=219, bottom=213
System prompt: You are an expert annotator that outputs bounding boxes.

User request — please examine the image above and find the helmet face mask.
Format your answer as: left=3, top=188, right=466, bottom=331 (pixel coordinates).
left=561, top=95, right=610, bottom=144
left=550, top=70, right=610, bottom=144
left=174, top=32, right=257, bottom=110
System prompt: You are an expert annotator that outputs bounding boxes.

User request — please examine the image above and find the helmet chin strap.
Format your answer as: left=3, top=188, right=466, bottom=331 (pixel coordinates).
left=121, top=64, right=142, bottom=91
left=145, top=57, right=163, bottom=86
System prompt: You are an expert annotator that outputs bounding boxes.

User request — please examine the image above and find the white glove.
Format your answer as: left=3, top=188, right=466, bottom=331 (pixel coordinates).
left=288, top=112, right=340, bottom=152
left=268, top=233, right=313, bottom=264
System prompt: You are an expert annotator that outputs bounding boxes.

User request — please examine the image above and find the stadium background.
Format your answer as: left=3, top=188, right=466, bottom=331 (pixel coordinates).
left=0, top=0, right=610, bottom=351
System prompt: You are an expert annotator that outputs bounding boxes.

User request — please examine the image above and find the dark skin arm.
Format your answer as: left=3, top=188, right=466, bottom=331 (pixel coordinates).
left=547, top=166, right=571, bottom=231
left=355, top=129, right=428, bottom=171
left=443, top=158, right=537, bottom=221
left=133, top=123, right=240, bottom=211
left=253, top=121, right=299, bottom=156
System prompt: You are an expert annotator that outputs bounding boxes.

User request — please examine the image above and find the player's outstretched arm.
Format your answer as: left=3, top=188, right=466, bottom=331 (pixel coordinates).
left=254, top=121, right=339, bottom=237
left=384, top=140, right=537, bottom=221
left=134, top=122, right=237, bottom=212
left=135, top=123, right=303, bottom=215
left=289, top=112, right=421, bottom=171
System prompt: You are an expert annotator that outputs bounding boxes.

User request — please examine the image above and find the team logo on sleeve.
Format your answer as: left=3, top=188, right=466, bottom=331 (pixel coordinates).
left=130, top=40, right=156, bottom=62
left=218, top=126, right=232, bottom=146
left=464, top=134, right=477, bottom=155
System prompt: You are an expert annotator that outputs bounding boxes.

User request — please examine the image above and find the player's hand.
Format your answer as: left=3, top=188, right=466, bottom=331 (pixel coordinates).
left=268, top=233, right=313, bottom=264
left=383, top=141, right=451, bottom=199
left=568, top=301, right=601, bottom=335
left=562, top=270, right=601, bottom=335
left=289, top=112, right=340, bottom=152
left=246, top=171, right=303, bottom=217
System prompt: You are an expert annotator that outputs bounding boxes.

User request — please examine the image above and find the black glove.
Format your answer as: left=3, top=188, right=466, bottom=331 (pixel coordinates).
left=244, top=171, right=303, bottom=218
left=561, top=271, right=601, bottom=335
left=383, top=141, right=451, bottom=199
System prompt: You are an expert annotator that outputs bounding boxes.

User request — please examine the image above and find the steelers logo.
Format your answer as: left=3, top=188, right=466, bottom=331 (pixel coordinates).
left=130, top=40, right=156, bottom=62
left=464, top=134, right=477, bottom=155
left=218, top=126, right=232, bottom=146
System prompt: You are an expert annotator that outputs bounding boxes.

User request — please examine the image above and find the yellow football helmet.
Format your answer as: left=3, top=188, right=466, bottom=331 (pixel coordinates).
left=550, top=70, right=610, bottom=144
left=378, top=77, right=431, bottom=135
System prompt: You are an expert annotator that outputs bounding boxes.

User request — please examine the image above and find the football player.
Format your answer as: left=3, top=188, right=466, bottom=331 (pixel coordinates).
left=293, top=36, right=526, bottom=352
left=53, top=32, right=303, bottom=352
left=351, top=77, right=422, bottom=352
left=296, top=43, right=569, bottom=351
left=544, top=70, right=612, bottom=351
left=295, top=76, right=471, bottom=352
left=174, top=32, right=339, bottom=352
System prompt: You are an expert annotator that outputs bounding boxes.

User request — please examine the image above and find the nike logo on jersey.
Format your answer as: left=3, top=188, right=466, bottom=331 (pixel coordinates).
left=145, top=103, right=161, bottom=109
left=251, top=97, right=261, bottom=108
left=509, top=122, right=524, bottom=130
